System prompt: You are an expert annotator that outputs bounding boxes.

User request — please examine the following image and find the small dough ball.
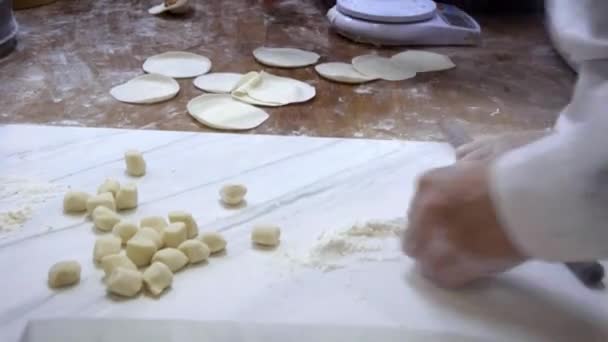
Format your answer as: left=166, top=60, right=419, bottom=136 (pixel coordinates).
left=126, top=237, right=158, bottom=267
left=178, top=239, right=210, bottom=263
left=219, top=184, right=247, bottom=206
left=115, top=183, right=138, bottom=210
left=86, top=192, right=116, bottom=215
left=251, top=224, right=281, bottom=246
left=106, top=267, right=143, bottom=297
left=112, top=220, right=139, bottom=244
left=168, top=211, right=198, bottom=238
left=93, top=235, right=122, bottom=262
left=97, top=178, right=120, bottom=198
left=48, top=260, right=81, bottom=288
left=143, top=261, right=173, bottom=296
left=199, top=232, right=226, bottom=254
left=140, top=216, right=168, bottom=238
left=133, top=227, right=163, bottom=249
left=92, top=206, right=121, bottom=232
left=125, top=149, right=146, bottom=177
left=101, top=254, right=137, bottom=277
left=164, top=222, right=187, bottom=248
left=63, top=191, right=90, bottom=213
left=151, top=248, right=189, bottom=272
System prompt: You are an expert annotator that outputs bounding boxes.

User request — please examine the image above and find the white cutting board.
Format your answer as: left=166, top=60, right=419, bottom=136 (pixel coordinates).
left=1, top=125, right=608, bottom=342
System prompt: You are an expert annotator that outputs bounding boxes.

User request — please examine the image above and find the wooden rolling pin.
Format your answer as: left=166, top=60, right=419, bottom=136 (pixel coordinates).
left=438, top=118, right=604, bottom=289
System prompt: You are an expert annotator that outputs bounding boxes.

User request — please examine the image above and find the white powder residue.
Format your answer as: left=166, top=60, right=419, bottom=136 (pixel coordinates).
left=354, top=85, right=374, bottom=94
left=0, top=177, right=66, bottom=234
left=284, top=218, right=405, bottom=272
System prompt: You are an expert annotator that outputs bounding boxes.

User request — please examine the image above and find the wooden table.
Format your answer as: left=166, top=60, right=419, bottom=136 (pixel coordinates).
left=0, top=0, right=575, bottom=140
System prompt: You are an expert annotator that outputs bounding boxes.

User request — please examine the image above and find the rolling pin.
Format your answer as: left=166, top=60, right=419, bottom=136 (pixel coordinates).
left=438, top=118, right=605, bottom=289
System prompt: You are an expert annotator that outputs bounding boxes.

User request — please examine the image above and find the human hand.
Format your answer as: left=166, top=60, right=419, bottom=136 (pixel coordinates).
left=403, top=161, right=526, bottom=288
left=456, top=131, right=547, bottom=161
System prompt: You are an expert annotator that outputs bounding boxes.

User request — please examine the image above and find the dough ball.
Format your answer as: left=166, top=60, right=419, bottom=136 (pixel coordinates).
left=140, top=216, right=168, bottom=238
left=110, top=74, right=180, bottom=104
left=352, top=54, right=416, bottom=81
left=63, top=191, right=90, bottom=213
left=101, top=254, right=137, bottom=277
left=253, top=47, right=320, bottom=68
left=314, top=62, right=377, bottom=84
left=92, top=206, right=121, bottom=232
left=187, top=94, right=269, bottom=131
left=125, top=149, right=146, bottom=177
left=151, top=248, right=189, bottom=272
left=251, top=224, right=281, bottom=247
left=97, top=178, right=120, bottom=198
left=199, top=232, right=226, bottom=254
left=168, top=211, right=199, bottom=238
left=48, top=260, right=81, bottom=288
left=143, top=51, right=212, bottom=79
left=86, top=192, right=116, bottom=215
left=115, top=182, right=138, bottom=210
left=163, top=222, right=187, bottom=248
left=106, top=267, right=143, bottom=297
left=178, top=239, right=210, bottom=263
left=93, top=235, right=122, bottom=262
left=390, top=50, right=455, bottom=72
left=219, top=184, right=247, bottom=206
left=126, top=237, right=158, bottom=267
left=143, top=262, right=173, bottom=296
left=112, top=220, right=139, bottom=244
left=133, top=227, right=164, bottom=249
left=193, top=72, right=242, bottom=93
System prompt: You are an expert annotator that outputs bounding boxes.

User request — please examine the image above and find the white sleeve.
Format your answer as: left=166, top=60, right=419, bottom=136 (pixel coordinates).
left=488, top=0, right=608, bottom=262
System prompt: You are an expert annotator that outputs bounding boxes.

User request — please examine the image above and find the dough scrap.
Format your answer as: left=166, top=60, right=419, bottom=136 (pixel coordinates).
left=219, top=184, right=247, bottom=206
left=101, top=254, right=137, bottom=277
left=92, top=206, right=121, bottom=232
left=134, top=227, right=164, bottom=249
left=178, top=239, right=210, bottom=263
left=93, top=235, right=122, bottom=262
left=106, top=267, right=143, bottom=297
left=110, top=74, right=179, bottom=104
left=63, top=191, right=90, bottom=213
left=148, top=0, right=188, bottom=15
left=143, top=51, right=211, bottom=79
left=97, top=179, right=120, bottom=198
left=352, top=54, right=416, bottom=81
left=314, top=62, right=378, bottom=84
left=187, top=94, right=270, bottom=131
left=251, top=224, right=281, bottom=246
left=151, top=248, right=189, bottom=272
left=115, top=182, right=138, bottom=210
left=48, top=260, right=81, bottom=288
left=200, top=232, right=226, bottom=254
left=125, top=149, right=146, bottom=177
left=390, top=50, right=455, bottom=72
left=168, top=211, right=199, bottom=238
left=193, top=73, right=243, bottom=93
left=253, top=47, right=320, bottom=68
left=143, top=262, right=173, bottom=296
left=112, top=220, right=139, bottom=244
left=126, top=237, right=158, bottom=267
left=232, top=71, right=315, bottom=106
left=86, top=192, right=116, bottom=215
left=163, top=222, right=187, bottom=248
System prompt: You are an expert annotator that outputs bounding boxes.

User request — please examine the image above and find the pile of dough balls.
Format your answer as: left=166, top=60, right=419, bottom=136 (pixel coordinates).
left=51, top=150, right=282, bottom=299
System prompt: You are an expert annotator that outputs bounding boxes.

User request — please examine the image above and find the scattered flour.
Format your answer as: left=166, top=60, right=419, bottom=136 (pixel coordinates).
left=284, top=218, right=405, bottom=272
left=0, top=177, right=66, bottom=234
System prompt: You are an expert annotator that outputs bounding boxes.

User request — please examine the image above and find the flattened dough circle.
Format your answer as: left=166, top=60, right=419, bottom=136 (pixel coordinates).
left=390, top=50, right=455, bottom=72
left=232, top=71, right=315, bottom=106
left=143, top=51, right=211, bottom=79
left=193, top=73, right=243, bottom=93
left=110, top=74, right=179, bottom=104
left=253, top=47, right=320, bottom=68
left=314, top=62, right=377, bottom=84
left=352, top=54, right=416, bottom=81
left=187, top=94, right=269, bottom=130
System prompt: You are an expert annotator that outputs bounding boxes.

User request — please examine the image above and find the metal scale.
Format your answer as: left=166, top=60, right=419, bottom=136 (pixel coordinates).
left=327, top=0, right=481, bottom=46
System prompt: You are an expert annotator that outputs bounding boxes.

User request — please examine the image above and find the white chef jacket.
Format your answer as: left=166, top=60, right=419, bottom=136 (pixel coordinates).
left=490, top=0, right=608, bottom=261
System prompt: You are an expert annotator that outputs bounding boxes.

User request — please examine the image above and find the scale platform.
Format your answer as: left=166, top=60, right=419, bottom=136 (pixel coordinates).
left=328, top=0, right=481, bottom=46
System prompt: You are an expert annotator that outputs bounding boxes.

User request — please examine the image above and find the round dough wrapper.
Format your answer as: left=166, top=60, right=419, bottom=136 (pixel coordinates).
left=253, top=47, right=320, bottom=68
left=314, top=62, right=378, bottom=84
left=352, top=54, right=416, bottom=81
left=143, top=51, right=212, bottom=79
left=110, top=74, right=179, bottom=104
left=235, top=71, right=316, bottom=106
left=193, top=73, right=243, bottom=93
left=187, top=94, right=270, bottom=131
left=390, top=50, right=455, bottom=72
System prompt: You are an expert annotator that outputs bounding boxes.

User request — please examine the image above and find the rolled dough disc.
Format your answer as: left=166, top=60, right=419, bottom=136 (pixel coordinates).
left=390, top=50, right=455, bottom=72
left=232, top=71, right=315, bottom=105
left=187, top=94, right=270, bottom=130
left=193, top=73, right=243, bottom=93
left=143, top=51, right=211, bottom=79
left=352, top=55, right=416, bottom=81
left=253, top=47, right=320, bottom=68
left=314, top=62, right=378, bottom=84
left=109, top=74, right=179, bottom=104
